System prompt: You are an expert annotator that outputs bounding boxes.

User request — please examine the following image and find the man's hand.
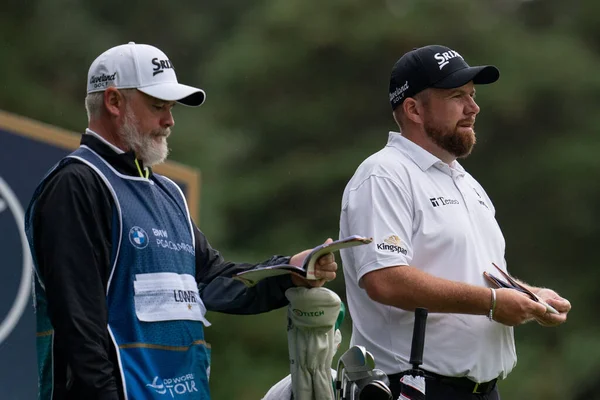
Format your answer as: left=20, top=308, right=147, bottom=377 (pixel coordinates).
left=493, top=288, right=548, bottom=326
left=534, top=288, right=571, bottom=327
left=289, top=238, right=338, bottom=288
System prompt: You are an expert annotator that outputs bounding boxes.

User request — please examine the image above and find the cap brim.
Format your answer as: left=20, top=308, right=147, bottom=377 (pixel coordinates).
left=432, top=65, right=499, bottom=89
left=138, top=83, right=206, bottom=107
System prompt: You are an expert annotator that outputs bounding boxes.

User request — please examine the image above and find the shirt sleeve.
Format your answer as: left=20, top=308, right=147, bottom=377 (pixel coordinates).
left=32, top=163, right=119, bottom=398
left=343, top=175, right=414, bottom=283
left=193, top=225, right=295, bottom=314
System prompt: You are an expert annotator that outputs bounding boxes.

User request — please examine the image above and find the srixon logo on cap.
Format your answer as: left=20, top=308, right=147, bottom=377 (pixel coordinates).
left=434, top=50, right=463, bottom=70
left=152, top=58, right=174, bottom=76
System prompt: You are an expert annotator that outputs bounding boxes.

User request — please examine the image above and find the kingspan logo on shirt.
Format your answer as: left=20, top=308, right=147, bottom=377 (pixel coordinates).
left=377, top=235, right=408, bottom=255
left=146, top=374, right=198, bottom=397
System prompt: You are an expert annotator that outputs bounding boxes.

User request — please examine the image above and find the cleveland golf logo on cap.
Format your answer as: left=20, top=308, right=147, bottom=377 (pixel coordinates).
left=89, top=72, right=117, bottom=90
left=389, top=81, right=409, bottom=104
left=433, top=49, right=463, bottom=70
left=152, top=58, right=174, bottom=76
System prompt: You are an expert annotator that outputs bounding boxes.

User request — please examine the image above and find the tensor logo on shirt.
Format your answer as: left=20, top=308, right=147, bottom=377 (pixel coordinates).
left=376, top=235, right=408, bottom=255
left=429, top=196, right=460, bottom=208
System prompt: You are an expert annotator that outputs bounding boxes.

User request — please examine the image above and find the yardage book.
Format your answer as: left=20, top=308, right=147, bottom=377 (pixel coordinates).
left=234, top=235, right=373, bottom=287
left=484, top=263, right=559, bottom=314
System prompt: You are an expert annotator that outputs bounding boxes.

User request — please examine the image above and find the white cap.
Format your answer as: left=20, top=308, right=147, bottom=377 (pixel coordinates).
left=87, top=42, right=205, bottom=107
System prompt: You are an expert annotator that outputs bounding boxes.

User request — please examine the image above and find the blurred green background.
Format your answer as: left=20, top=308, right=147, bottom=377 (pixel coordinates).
left=2, top=0, right=599, bottom=398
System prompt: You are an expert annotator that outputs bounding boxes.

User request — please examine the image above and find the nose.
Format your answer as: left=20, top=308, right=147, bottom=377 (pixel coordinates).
left=162, top=110, right=175, bottom=128
left=466, top=96, right=480, bottom=116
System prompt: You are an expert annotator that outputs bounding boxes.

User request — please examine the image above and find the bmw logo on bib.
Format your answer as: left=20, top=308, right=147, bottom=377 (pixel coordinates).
left=129, top=226, right=149, bottom=249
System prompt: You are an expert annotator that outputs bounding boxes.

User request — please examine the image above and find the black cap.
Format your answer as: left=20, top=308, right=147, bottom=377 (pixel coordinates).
left=389, top=45, right=500, bottom=110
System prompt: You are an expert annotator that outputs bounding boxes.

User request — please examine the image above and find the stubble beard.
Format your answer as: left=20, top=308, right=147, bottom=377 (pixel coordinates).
left=423, top=118, right=476, bottom=159
left=120, top=106, right=171, bottom=167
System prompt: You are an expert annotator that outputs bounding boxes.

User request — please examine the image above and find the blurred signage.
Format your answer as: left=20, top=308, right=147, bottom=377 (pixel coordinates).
left=0, top=110, right=200, bottom=399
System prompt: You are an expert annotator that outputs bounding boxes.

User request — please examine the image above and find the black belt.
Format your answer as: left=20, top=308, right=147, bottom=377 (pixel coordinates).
left=389, top=370, right=498, bottom=395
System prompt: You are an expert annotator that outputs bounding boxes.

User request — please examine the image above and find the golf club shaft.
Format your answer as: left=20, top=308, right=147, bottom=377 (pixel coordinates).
left=409, top=307, right=428, bottom=369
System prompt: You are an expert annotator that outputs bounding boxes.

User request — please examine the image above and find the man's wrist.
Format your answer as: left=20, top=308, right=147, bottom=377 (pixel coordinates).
left=487, top=288, right=497, bottom=321
left=278, top=274, right=297, bottom=291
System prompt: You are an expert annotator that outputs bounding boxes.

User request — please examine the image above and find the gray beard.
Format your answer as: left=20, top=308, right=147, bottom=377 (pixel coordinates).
left=120, top=108, right=170, bottom=167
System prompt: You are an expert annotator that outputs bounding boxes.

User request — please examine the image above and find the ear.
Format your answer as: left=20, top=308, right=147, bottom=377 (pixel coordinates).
left=402, top=97, right=423, bottom=125
left=104, top=87, right=126, bottom=118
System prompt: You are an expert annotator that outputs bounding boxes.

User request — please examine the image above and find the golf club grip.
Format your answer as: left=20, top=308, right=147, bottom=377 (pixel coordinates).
left=409, top=307, right=428, bottom=367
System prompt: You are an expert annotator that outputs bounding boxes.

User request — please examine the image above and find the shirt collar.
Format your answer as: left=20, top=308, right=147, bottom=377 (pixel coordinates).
left=85, top=129, right=125, bottom=154
left=81, top=129, right=152, bottom=177
left=386, top=131, right=465, bottom=176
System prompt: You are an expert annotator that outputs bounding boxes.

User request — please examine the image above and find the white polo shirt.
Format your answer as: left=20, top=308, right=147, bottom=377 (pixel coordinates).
left=339, top=132, right=516, bottom=383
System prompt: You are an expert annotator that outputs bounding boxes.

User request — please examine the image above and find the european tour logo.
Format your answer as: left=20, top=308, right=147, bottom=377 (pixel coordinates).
left=146, top=374, right=198, bottom=397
